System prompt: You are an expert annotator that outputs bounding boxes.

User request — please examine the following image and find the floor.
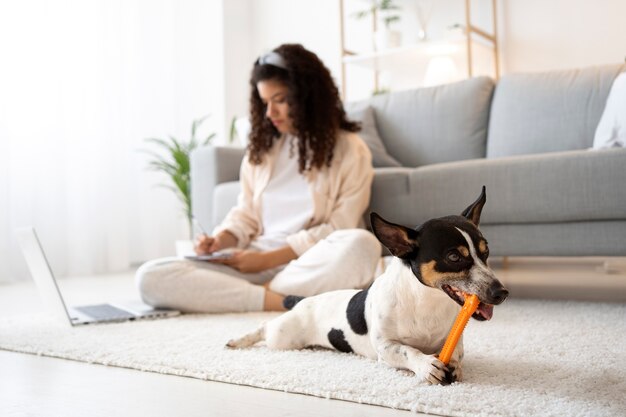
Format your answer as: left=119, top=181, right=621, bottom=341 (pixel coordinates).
left=1, top=257, right=625, bottom=417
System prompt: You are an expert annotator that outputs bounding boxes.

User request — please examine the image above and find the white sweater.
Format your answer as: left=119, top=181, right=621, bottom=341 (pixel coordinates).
left=213, top=130, right=374, bottom=256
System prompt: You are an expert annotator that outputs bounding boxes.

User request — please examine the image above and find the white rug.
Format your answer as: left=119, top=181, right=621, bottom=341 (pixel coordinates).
left=1, top=299, right=625, bottom=417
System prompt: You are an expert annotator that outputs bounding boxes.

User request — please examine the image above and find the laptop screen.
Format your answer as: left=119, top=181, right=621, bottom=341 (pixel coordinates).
left=15, top=227, right=73, bottom=326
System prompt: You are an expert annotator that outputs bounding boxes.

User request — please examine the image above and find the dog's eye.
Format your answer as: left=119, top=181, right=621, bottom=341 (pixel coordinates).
left=447, top=252, right=461, bottom=262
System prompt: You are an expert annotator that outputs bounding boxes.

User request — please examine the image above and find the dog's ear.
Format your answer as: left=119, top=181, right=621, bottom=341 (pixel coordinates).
left=370, top=212, right=418, bottom=259
left=461, top=185, right=486, bottom=226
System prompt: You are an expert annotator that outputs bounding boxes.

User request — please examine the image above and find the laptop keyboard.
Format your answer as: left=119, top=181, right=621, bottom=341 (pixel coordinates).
left=74, top=304, right=136, bottom=320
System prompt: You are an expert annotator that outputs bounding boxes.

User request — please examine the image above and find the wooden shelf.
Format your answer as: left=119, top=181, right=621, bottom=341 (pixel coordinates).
left=342, top=38, right=493, bottom=73
left=339, top=0, right=500, bottom=98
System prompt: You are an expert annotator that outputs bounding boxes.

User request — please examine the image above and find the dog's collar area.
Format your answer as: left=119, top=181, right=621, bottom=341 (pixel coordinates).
left=441, top=284, right=493, bottom=321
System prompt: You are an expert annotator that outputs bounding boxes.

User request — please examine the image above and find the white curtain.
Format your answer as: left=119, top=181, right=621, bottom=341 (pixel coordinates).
left=0, top=0, right=224, bottom=282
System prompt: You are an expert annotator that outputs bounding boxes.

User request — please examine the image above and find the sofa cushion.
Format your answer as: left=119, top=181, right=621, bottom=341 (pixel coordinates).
left=487, top=64, right=626, bottom=158
left=367, top=168, right=416, bottom=225
left=351, top=77, right=494, bottom=167
left=345, top=105, right=402, bottom=167
left=405, top=148, right=626, bottom=226
left=481, top=221, right=626, bottom=257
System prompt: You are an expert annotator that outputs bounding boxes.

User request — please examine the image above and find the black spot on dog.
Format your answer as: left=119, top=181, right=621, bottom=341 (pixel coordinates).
left=346, top=287, right=369, bottom=335
left=327, top=328, right=353, bottom=353
left=283, top=295, right=305, bottom=310
left=444, top=368, right=457, bottom=384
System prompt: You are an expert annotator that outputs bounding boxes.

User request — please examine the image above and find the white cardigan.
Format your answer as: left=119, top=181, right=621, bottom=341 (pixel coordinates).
left=213, top=131, right=374, bottom=256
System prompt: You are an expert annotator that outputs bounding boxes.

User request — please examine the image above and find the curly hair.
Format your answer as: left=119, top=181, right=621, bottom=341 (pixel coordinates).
left=247, top=44, right=359, bottom=172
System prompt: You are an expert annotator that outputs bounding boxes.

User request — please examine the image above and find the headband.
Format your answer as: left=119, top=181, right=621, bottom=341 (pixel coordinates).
left=256, top=51, right=288, bottom=70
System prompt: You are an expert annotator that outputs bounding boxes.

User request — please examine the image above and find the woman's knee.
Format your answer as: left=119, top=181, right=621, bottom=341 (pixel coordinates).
left=355, top=228, right=382, bottom=254
left=270, top=229, right=381, bottom=296
left=135, top=258, right=187, bottom=306
left=329, top=228, right=382, bottom=257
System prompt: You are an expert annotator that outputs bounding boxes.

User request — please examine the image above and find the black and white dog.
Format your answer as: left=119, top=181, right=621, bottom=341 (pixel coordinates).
left=227, top=187, right=509, bottom=385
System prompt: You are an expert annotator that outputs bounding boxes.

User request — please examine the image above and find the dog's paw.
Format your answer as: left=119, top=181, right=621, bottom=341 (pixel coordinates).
left=225, top=337, right=247, bottom=349
left=415, top=355, right=447, bottom=385
left=444, top=361, right=463, bottom=384
left=225, top=339, right=239, bottom=349
left=224, top=327, right=264, bottom=349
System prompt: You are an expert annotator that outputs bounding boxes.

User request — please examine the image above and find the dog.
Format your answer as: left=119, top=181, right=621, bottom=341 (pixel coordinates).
left=227, top=186, right=509, bottom=385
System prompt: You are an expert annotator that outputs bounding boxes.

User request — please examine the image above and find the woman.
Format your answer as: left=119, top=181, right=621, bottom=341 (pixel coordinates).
left=136, top=44, right=381, bottom=313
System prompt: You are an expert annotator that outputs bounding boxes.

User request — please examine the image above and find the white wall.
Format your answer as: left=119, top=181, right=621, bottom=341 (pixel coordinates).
left=249, top=0, right=342, bottom=81
left=0, top=0, right=225, bottom=281
left=223, top=0, right=626, bottom=111
left=499, top=0, right=626, bottom=73
left=223, top=0, right=254, bottom=142
left=220, top=0, right=344, bottom=115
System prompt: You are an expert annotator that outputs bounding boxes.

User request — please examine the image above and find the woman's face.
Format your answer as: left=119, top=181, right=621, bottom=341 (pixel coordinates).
left=257, top=79, right=294, bottom=134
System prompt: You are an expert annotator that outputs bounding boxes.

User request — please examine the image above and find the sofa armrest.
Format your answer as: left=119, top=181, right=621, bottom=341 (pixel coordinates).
left=191, top=145, right=245, bottom=230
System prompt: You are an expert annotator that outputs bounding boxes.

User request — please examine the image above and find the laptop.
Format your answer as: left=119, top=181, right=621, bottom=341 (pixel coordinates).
left=15, top=227, right=180, bottom=326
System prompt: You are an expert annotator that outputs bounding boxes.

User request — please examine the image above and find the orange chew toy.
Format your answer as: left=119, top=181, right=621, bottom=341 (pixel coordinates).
left=438, top=294, right=480, bottom=365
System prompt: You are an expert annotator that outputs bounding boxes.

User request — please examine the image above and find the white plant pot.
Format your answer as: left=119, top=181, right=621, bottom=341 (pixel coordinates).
left=374, top=29, right=402, bottom=50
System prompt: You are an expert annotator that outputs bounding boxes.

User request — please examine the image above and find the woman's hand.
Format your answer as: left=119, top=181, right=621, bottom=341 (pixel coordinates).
left=218, top=246, right=298, bottom=274
left=194, top=234, right=219, bottom=255
left=194, top=230, right=238, bottom=255
left=218, top=250, right=268, bottom=273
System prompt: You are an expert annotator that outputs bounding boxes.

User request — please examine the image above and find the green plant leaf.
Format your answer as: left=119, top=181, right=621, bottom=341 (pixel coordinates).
left=351, top=9, right=372, bottom=19
left=147, top=161, right=178, bottom=176
left=229, top=116, right=237, bottom=144
left=171, top=172, right=191, bottom=214
left=170, top=147, right=189, bottom=174
left=379, top=0, right=399, bottom=11
left=143, top=116, right=216, bottom=227
left=351, top=0, right=400, bottom=19
left=139, top=149, right=172, bottom=163
left=189, top=135, right=197, bottom=151
left=191, top=121, right=197, bottom=141
left=385, top=15, right=400, bottom=23
left=203, top=132, right=216, bottom=146
left=168, top=135, right=184, bottom=154
left=191, top=114, right=211, bottom=141
left=145, top=138, right=176, bottom=154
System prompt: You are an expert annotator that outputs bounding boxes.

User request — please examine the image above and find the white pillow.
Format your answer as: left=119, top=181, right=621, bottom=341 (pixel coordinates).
left=593, top=71, right=626, bottom=149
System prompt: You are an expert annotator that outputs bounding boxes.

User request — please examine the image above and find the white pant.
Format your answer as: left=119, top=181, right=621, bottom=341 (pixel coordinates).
left=135, top=229, right=381, bottom=313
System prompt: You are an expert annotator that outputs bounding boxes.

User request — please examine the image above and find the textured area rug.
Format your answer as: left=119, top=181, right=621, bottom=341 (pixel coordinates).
left=1, top=299, right=625, bottom=417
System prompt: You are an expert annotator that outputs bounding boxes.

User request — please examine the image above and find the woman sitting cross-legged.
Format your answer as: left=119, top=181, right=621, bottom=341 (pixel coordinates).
left=135, top=43, right=381, bottom=313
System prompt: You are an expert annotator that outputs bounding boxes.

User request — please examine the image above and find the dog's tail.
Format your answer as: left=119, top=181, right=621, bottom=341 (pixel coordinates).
left=283, top=295, right=305, bottom=310
left=226, top=326, right=265, bottom=349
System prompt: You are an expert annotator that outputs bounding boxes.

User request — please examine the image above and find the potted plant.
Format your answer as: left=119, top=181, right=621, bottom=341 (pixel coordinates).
left=143, top=115, right=215, bottom=241
left=353, top=0, right=402, bottom=50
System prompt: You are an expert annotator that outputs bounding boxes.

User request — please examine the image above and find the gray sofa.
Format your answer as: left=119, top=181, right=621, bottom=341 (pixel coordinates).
left=191, top=63, right=626, bottom=257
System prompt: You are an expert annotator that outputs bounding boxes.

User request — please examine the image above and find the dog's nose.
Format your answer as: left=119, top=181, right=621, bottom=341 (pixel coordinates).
left=489, top=285, right=509, bottom=304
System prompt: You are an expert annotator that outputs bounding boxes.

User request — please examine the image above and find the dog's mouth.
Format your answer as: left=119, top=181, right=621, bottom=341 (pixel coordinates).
left=442, top=284, right=493, bottom=321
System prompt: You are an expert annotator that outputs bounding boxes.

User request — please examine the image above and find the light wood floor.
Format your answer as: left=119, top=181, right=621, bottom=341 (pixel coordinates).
left=1, top=257, right=625, bottom=417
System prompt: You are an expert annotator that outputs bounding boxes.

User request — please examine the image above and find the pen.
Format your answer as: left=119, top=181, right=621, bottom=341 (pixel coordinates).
left=191, top=215, right=208, bottom=236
